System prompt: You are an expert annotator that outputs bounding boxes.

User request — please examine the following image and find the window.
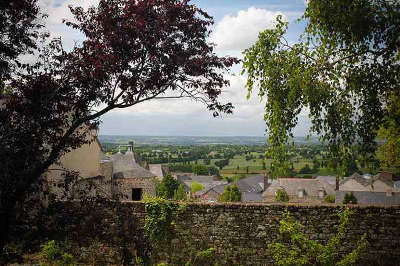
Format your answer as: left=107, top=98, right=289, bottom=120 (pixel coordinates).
left=318, top=189, right=325, bottom=199
left=298, top=188, right=304, bottom=198
left=131, top=188, right=142, bottom=201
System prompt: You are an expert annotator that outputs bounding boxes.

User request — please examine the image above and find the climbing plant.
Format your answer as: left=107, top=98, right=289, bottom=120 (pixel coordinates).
left=269, top=208, right=368, bottom=266
left=144, top=197, right=218, bottom=265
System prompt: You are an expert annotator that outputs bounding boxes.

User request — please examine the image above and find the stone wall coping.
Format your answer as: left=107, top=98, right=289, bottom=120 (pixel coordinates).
left=113, top=200, right=400, bottom=210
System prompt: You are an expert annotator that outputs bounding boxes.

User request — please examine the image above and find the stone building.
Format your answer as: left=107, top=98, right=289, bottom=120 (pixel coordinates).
left=339, top=172, right=397, bottom=192
left=112, top=148, right=157, bottom=200
left=45, top=130, right=113, bottom=200
left=263, top=178, right=335, bottom=203
left=46, top=134, right=156, bottom=201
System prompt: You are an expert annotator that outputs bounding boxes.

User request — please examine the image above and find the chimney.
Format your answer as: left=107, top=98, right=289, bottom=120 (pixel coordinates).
left=129, top=141, right=134, bottom=152
left=264, top=173, right=269, bottom=191
left=335, top=175, right=339, bottom=191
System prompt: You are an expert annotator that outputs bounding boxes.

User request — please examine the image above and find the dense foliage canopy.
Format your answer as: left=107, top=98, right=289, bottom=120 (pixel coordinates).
left=243, top=0, right=400, bottom=177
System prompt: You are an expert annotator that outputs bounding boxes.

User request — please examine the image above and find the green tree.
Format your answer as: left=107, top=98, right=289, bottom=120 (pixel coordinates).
left=215, top=159, right=229, bottom=170
left=275, top=189, right=289, bottom=202
left=190, top=182, right=204, bottom=194
left=208, top=166, right=220, bottom=177
left=192, top=164, right=209, bottom=175
left=269, top=208, right=368, bottom=266
left=156, top=175, right=179, bottom=199
left=218, top=184, right=241, bottom=202
left=343, top=192, right=358, bottom=204
left=243, top=0, right=400, bottom=178
left=324, top=194, right=336, bottom=204
left=377, top=92, right=400, bottom=173
left=262, top=160, right=266, bottom=170
left=173, top=183, right=186, bottom=201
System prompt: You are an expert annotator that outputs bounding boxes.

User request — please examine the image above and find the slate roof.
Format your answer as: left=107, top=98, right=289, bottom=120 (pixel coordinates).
left=263, top=178, right=335, bottom=198
left=340, top=172, right=396, bottom=191
left=315, top=176, right=336, bottom=186
left=149, top=164, right=164, bottom=178
left=212, top=183, right=228, bottom=194
left=186, top=180, right=228, bottom=195
left=373, top=172, right=394, bottom=187
left=177, top=174, right=217, bottom=184
left=340, top=173, right=370, bottom=186
left=112, top=151, right=156, bottom=179
left=335, top=190, right=400, bottom=206
left=236, top=174, right=265, bottom=193
left=242, top=192, right=263, bottom=202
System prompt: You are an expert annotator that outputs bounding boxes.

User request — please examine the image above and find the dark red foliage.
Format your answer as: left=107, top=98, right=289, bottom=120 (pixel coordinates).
left=0, top=0, right=45, bottom=85
left=64, top=0, right=239, bottom=116
left=0, top=0, right=238, bottom=253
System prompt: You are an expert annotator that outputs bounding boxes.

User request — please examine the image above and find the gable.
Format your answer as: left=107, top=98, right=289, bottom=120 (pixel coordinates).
left=340, top=179, right=368, bottom=192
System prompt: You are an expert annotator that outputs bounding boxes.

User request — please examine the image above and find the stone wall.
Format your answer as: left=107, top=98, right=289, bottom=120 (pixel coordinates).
left=114, top=177, right=156, bottom=200
left=45, top=202, right=400, bottom=265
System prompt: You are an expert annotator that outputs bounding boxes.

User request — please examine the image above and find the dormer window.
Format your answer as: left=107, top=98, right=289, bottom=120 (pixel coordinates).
left=318, top=187, right=325, bottom=199
left=298, top=188, right=304, bottom=198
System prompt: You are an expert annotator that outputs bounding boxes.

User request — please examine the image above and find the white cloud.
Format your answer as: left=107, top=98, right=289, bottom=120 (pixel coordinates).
left=210, top=7, right=286, bottom=53
left=37, top=0, right=98, bottom=50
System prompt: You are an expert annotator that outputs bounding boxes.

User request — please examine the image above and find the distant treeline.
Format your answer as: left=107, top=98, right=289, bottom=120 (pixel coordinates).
left=168, top=163, right=220, bottom=176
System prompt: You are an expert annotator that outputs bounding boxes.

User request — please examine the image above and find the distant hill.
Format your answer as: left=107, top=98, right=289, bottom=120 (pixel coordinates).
left=98, top=135, right=322, bottom=146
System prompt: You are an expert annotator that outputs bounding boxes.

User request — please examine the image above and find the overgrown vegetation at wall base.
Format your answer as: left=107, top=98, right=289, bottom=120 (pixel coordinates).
left=275, top=189, right=290, bottom=202
left=343, top=193, right=358, bottom=204
left=324, top=194, right=335, bottom=204
left=269, top=208, right=368, bottom=266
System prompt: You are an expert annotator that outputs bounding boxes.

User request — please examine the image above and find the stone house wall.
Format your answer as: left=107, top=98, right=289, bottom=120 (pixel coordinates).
left=46, top=202, right=400, bottom=265
left=114, top=178, right=156, bottom=200
left=202, top=189, right=220, bottom=201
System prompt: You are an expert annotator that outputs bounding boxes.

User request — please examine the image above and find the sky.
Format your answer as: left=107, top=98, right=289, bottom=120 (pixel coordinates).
left=38, top=0, right=310, bottom=136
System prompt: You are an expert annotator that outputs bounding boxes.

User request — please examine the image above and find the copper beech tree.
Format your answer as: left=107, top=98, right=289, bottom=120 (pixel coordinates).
left=0, top=0, right=238, bottom=248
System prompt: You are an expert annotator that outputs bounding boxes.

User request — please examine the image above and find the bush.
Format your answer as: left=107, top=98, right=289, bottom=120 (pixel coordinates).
left=61, top=253, right=74, bottom=266
left=42, top=240, right=61, bottom=262
left=275, top=189, right=289, bottom=202
left=173, top=183, right=186, bottom=200
left=324, top=194, right=335, bottom=203
left=268, top=209, right=368, bottom=265
left=343, top=192, right=357, bottom=204
left=190, top=182, right=205, bottom=194
left=218, top=184, right=241, bottom=202
left=40, top=240, right=74, bottom=266
left=156, top=174, right=179, bottom=199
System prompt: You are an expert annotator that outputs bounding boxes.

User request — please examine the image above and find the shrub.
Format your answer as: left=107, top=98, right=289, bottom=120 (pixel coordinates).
left=343, top=192, right=358, bottom=204
left=42, top=240, right=61, bottom=262
left=190, top=182, right=204, bottom=194
left=218, top=184, right=241, bottom=202
left=156, top=174, right=179, bottom=199
left=269, top=208, right=368, bottom=265
left=324, top=194, right=335, bottom=203
left=40, top=240, right=74, bottom=266
left=61, top=253, right=74, bottom=266
left=275, top=189, right=289, bottom=202
left=173, top=183, right=186, bottom=201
